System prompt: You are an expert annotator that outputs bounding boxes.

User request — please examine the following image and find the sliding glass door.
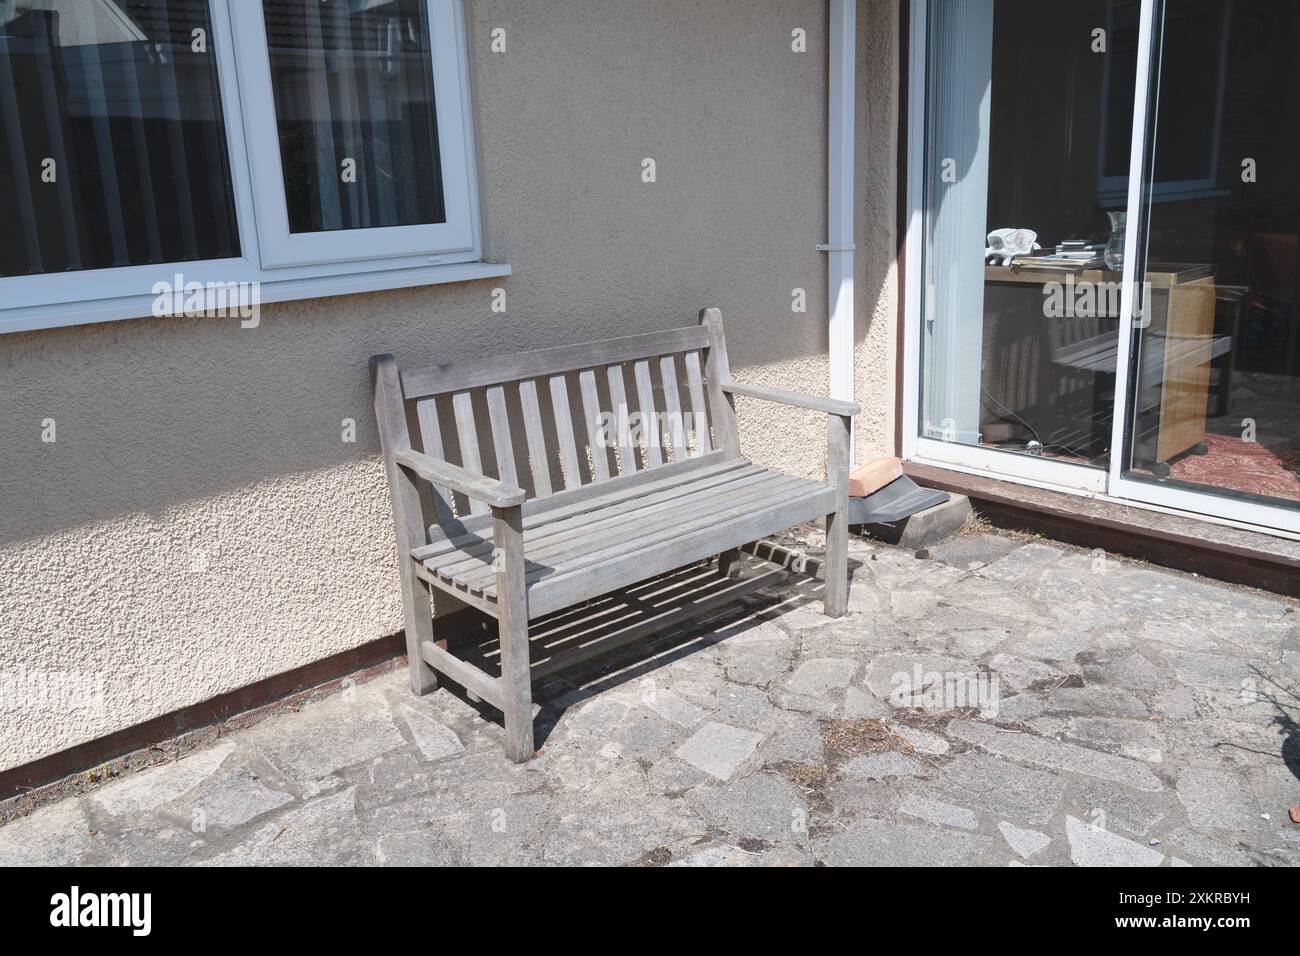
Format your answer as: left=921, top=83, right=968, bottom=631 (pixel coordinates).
left=911, top=0, right=1300, bottom=534
left=1108, top=0, right=1300, bottom=533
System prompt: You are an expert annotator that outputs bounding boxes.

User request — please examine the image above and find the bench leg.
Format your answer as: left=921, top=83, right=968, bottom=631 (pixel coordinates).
left=824, top=507, right=849, bottom=618
left=403, top=577, right=439, bottom=696
left=718, top=548, right=742, bottom=578
left=495, top=505, right=535, bottom=762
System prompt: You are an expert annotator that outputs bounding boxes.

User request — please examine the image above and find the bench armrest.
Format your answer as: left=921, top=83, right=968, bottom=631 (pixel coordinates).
left=395, top=449, right=527, bottom=509
left=723, top=381, right=861, bottom=417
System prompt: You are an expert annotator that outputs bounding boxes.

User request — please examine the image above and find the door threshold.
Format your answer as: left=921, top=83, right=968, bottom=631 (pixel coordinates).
left=905, top=461, right=1300, bottom=598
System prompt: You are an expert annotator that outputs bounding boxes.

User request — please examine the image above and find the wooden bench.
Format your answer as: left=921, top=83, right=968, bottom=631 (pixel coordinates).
left=372, top=308, right=859, bottom=761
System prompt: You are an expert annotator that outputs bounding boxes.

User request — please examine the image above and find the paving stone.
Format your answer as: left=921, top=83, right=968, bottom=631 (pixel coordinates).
left=987, top=654, right=1072, bottom=692
left=1042, top=686, right=1150, bottom=718
left=1175, top=767, right=1264, bottom=833
left=399, top=707, right=466, bottom=762
left=1013, top=629, right=1095, bottom=662
left=840, top=752, right=924, bottom=780
left=0, top=799, right=96, bottom=866
left=1065, top=815, right=1165, bottom=866
left=782, top=658, right=857, bottom=697
left=949, top=719, right=1163, bottom=792
left=927, top=533, right=1020, bottom=571
left=713, top=684, right=781, bottom=727
left=1069, top=779, right=1175, bottom=838
left=182, top=769, right=294, bottom=829
left=542, top=796, right=701, bottom=866
left=933, top=753, right=1065, bottom=826
left=1082, top=653, right=1167, bottom=691
left=950, top=628, right=1011, bottom=657
left=667, top=841, right=809, bottom=867
left=998, top=820, right=1051, bottom=859
left=202, top=788, right=370, bottom=866
left=843, top=685, right=890, bottom=718
left=891, top=724, right=950, bottom=755
left=1065, top=717, right=1164, bottom=764
left=862, top=652, right=981, bottom=705
left=640, top=688, right=710, bottom=728
left=977, top=542, right=1066, bottom=583
left=1161, top=826, right=1256, bottom=866
left=89, top=742, right=236, bottom=817
left=899, top=794, right=977, bottom=830
left=1160, top=650, right=1272, bottom=690
left=821, top=818, right=999, bottom=866
left=247, top=690, right=406, bottom=781
left=686, top=771, right=806, bottom=843
left=674, top=722, right=765, bottom=781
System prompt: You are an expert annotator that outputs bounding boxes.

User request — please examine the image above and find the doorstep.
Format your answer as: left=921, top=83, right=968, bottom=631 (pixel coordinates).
left=905, top=461, right=1300, bottom=599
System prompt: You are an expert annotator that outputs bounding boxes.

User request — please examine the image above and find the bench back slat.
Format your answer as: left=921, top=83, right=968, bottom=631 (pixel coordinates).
left=683, top=350, right=713, bottom=455
left=633, top=359, right=664, bottom=468
left=485, top=385, right=519, bottom=492
left=385, top=317, right=736, bottom=526
left=548, top=374, right=583, bottom=490
left=517, top=379, right=552, bottom=498
left=578, top=368, right=613, bottom=482
left=659, top=355, right=688, bottom=461
left=415, top=397, right=455, bottom=524
left=401, top=325, right=710, bottom=399
left=605, top=363, right=637, bottom=475
left=451, top=391, right=488, bottom=516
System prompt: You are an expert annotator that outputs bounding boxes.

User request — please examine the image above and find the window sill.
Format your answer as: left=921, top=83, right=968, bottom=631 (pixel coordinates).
left=0, top=261, right=513, bottom=336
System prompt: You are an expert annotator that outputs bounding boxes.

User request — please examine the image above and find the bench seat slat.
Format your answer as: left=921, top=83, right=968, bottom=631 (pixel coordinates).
left=439, top=467, right=784, bottom=587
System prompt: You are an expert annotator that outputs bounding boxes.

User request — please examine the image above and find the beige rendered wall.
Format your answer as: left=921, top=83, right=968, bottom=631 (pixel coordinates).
left=0, top=0, right=899, bottom=772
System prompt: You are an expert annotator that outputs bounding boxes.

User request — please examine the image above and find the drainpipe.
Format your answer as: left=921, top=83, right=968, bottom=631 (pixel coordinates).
left=824, top=0, right=857, bottom=462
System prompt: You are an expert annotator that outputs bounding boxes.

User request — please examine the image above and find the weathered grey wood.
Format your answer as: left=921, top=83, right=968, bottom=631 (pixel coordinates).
left=452, top=391, right=487, bottom=516
left=420, top=639, right=503, bottom=707
left=373, top=310, right=858, bottom=761
left=723, top=381, right=862, bottom=417
left=522, top=487, right=835, bottom=618
left=683, top=350, right=713, bottom=456
left=414, top=398, right=455, bottom=524
left=700, top=308, right=742, bottom=458
left=451, top=468, right=787, bottom=589
left=427, top=465, right=766, bottom=578
left=517, top=379, right=552, bottom=498
left=494, top=505, right=535, bottom=762
left=395, top=449, right=526, bottom=508
left=371, top=354, right=438, bottom=695
left=718, top=548, right=742, bottom=578
left=485, top=385, right=519, bottom=490
left=579, top=369, right=612, bottom=482
left=633, top=359, right=664, bottom=468
left=403, top=325, right=710, bottom=398
left=548, top=375, right=583, bottom=490
left=659, top=355, right=688, bottom=461
left=823, top=411, right=852, bottom=618
left=486, top=474, right=824, bottom=597
left=414, top=454, right=740, bottom=560
left=605, top=364, right=637, bottom=475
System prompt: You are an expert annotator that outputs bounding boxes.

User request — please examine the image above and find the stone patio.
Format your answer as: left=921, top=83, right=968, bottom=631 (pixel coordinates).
left=3, top=528, right=1299, bottom=866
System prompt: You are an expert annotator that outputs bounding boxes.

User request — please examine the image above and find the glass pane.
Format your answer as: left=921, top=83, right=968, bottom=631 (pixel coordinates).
left=263, top=0, right=446, bottom=234
left=1122, top=0, right=1300, bottom=511
left=920, top=0, right=1139, bottom=470
left=0, top=0, right=239, bottom=277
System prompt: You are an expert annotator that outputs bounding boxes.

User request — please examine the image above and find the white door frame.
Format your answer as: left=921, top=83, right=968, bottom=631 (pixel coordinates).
left=901, top=0, right=1300, bottom=536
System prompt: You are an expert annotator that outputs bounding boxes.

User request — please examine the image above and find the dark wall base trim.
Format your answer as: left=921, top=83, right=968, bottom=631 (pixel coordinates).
left=906, top=462, right=1300, bottom=598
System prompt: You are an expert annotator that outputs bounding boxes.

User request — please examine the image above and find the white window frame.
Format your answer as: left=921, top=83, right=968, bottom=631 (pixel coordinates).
left=0, top=0, right=505, bottom=336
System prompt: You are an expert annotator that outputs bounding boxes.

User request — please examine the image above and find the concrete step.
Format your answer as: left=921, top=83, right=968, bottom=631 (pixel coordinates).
left=861, top=493, right=972, bottom=550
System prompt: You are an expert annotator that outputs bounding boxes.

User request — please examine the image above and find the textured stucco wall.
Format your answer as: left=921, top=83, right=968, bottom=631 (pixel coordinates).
left=0, top=0, right=899, bottom=772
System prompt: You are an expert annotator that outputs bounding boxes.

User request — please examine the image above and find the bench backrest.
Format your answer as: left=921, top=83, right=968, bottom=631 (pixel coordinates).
left=381, top=310, right=741, bottom=528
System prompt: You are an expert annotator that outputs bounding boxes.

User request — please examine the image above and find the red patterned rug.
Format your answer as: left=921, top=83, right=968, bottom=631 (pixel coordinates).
left=1169, top=432, right=1300, bottom=501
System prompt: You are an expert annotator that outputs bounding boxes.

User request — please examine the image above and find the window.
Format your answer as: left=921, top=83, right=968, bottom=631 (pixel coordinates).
left=0, top=0, right=498, bottom=334
left=0, top=0, right=239, bottom=277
